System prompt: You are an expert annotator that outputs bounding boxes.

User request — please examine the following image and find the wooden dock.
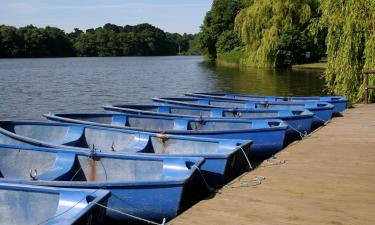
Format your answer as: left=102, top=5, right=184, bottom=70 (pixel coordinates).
left=171, top=104, right=375, bottom=225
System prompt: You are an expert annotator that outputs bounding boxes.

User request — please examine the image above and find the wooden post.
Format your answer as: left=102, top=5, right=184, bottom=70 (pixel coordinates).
left=363, top=70, right=375, bottom=104
left=365, top=72, right=369, bottom=104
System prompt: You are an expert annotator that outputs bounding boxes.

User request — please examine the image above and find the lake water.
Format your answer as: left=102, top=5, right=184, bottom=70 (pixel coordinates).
left=0, top=56, right=325, bottom=119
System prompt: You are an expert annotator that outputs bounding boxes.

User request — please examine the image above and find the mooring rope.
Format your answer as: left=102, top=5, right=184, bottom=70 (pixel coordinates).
left=239, top=146, right=253, bottom=170
left=38, top=187, right=167, bottom=225
left=192, top=165, right=215, bottom=192
left=261, top=156, right=287, bottom=167
left=37, top=189, right=100, bottom=225
left=223, top=175, right=266, bottom=189
left=287, top=124, right=309, bottom=139
left=70, top=167, right=82, bottom=181
left=313, top=115, right=330, bottom=125
left=94, top=202, right=167, bottom=225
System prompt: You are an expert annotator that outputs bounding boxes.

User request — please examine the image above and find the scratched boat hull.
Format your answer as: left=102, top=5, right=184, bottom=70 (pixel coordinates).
left=104, top=104, right=313, bottom=140
left=0, top=144, right=207, bottom=222
left=42, top=113, right=287, bottom=158
left=0, top=120, right=252, bottom=187
left=186, top=92, right=347, bottom=114
left=0, top=182, right=109, bottom=225
left=152, top=97, right=334, bottom=127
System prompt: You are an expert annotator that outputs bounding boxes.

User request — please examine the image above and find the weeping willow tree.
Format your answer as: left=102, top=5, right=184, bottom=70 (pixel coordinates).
left=235, top=0, right=322, bottom=68
left=319, top=0, right=375, bottom=102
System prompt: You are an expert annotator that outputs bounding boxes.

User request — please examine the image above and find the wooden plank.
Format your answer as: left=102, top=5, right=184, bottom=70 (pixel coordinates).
left=171, top=104, right=375, bottom=225
left=364, top=70, right=375, bottom=74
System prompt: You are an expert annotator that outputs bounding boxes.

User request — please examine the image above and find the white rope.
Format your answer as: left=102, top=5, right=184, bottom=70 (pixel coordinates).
left=38, top=189, right=100, bottom=225
left=313, top=115, right=330, bottom=125
left=223, top=175, right=266, bottom=189
left=287, top=124, right=309, bottom=139
left=192, top=165, right=215, bottom=192
left=94, top=202, right=166, bottom=225
left=70, top=167, right=82, bottom=181
left=261, top=156, right=287, bottom=167
left=239, top=146, right=253, bottom=170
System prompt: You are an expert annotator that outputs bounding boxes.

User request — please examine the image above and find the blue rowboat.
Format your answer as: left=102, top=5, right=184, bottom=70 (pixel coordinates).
left=0, top=120, right=252, bottom=187
left=43, top=113, right=288, bottom=158
left=186, top=92, right=347, bottom=114
left=0, top=182, right=109, bottom=225
left=104, top=104, right=313, bottom=139
left=152, top=97, right=334, bottom=127
left=0, top=144, right=206, bottom=223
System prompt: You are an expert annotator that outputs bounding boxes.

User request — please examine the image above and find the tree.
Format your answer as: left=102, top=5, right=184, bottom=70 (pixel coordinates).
left=0, top=23, right=199, bottom=58
left=198, top=0, right=243, bottom=59
left=235, top=0, right=323, bottom=67
left=319, top=0, right=375, bottom=102
left=216, top=30, right=243, bottom=53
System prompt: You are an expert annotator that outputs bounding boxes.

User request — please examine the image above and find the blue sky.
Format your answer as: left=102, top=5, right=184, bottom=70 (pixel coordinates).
left=0, top=0, right=213, bottom=34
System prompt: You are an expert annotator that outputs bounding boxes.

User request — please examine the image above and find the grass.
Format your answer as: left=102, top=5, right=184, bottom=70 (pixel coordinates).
left=217, top=47, right=245, bottom=65
left=293, top=62, right=327, bottom=68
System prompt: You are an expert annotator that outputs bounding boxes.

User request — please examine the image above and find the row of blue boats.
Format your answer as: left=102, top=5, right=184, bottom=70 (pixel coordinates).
left=0, top=93, right=347, bottom=224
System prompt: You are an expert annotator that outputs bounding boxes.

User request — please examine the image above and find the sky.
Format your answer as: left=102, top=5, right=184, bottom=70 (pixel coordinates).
left=0, top=0, right=213, bottom=34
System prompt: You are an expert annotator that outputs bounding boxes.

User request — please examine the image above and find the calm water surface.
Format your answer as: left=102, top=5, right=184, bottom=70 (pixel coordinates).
left=0, top=56, right=325, bottom=119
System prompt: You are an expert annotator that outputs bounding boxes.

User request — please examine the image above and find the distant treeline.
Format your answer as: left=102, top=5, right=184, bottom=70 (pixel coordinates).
left=0, top=23, right=201, bottom=57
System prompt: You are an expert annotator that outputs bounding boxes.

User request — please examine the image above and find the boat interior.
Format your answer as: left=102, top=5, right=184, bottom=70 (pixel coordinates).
left=0, top=122, right=243, bottom=155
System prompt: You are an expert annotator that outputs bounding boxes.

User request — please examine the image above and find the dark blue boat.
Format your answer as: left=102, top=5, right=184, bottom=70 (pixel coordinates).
left=104, top=104, right=313, bottom=138
left=186, top=92, right=347, bottom=114
left=0, top=182, right=110, bottom=225
left=0, top=144, right=206, bottom=223
left=152, top=97, right=334, bottom=127
left=0, top=120, right=252, bottom=187
left=43, top=113, right=288, bottom=158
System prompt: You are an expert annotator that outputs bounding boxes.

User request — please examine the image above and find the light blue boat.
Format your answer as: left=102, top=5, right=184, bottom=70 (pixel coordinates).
left=0, top=120, right=252, bottom=187
left=186, top=92, right=347, bottom=114
left=0, top=182, right=109, bottom=225
left=152, top=97, right=334, bottom=127
left=0, top=144, right=206, bottom=223
left=43, top=113, right=288, bottom=158
left=104, top=104, right=313, bottom=139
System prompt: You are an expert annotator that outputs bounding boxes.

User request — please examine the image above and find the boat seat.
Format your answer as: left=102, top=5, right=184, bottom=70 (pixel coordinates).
left=37, top=152, right=76, bottom=181
left=210, top=109, right=224, bottom=117
left=158, top=106, right=171, bottom=114
left=197, top=99, right=210, bottom=105
left=173, top=119, right=189, bottom=130
left=60, top=126, right=84, bottom=146
left=112, top=115, right=126, bottom=126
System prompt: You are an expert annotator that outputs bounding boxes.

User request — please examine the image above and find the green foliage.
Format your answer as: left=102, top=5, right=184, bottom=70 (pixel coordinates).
left=166, top=33, right=200, bottom=55
left=235, top=0, right=324, bottom=68
left=0, top=23, right=199, bottom=58
left=216, top=30, right=243, bottom=53
left=0, top=25, right=74, bottom=57
left=74, top=23, right=176, bottom=56
left=185, top=35, right=203, bottom=55
left=319, top=0, right=375, bottom=102
left=217, top=46, right=245, bottom=64
left=198, top=0, right=243, bottom=59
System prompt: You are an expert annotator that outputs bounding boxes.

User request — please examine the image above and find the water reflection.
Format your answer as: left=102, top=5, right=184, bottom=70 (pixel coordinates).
left=200, top=61, right=326, bottom=96
left=0, top=56, right=326, bottom=119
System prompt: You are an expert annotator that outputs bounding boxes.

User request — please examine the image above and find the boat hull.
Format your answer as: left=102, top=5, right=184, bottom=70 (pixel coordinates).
left=152, top=97, right=334, bottom=127
left=104, top=104, right=314, bottom=140
left=0, top=144, right=207, bottom=222
left=185, top=93, right=347, bottom=114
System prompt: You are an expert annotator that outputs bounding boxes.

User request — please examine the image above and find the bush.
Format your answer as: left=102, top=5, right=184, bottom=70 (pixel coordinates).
left=216, top=30, right=243, bottom=53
